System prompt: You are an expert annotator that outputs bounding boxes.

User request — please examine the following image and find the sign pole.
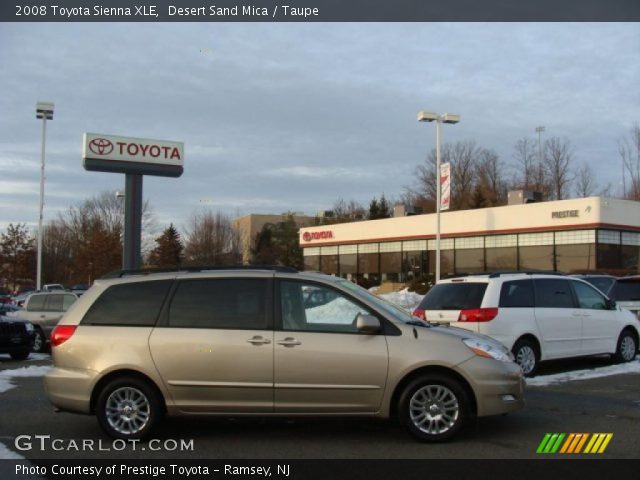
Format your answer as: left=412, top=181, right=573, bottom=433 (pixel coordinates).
left=123, top=173, right=143, bottom=270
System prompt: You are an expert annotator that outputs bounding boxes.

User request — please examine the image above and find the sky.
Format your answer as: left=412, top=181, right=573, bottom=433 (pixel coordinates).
left=0, top=22, right=638, bottom=236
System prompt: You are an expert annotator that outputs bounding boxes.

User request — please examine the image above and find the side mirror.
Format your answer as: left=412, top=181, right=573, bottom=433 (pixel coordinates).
left=356, top=314, right=381, bottom=334
left=607, top=299, right=617, bottom=310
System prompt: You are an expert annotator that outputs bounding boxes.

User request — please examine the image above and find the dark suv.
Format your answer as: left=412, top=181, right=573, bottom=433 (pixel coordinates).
left=0, top=313, right=34, bottom=360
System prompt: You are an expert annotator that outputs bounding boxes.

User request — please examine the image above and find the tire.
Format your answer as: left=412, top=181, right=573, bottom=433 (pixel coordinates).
left=512, top=338, right=539, bottom=377
left=31, top=328, right=46, bottom=353
left=398, top=374, right=470, bottom=442
left=95, top=376, right=163, bottom=440
left=613, top=330, right=637, bottom=364
left=10, top=349, right=30, bottom=361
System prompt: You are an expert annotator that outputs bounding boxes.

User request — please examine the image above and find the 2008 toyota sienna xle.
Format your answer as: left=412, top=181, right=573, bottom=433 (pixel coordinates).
left=44, top=267, right=524, bottom=442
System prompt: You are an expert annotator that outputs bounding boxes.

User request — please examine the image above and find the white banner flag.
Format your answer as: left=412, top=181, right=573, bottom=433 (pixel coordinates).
left=440, top=162, right=451, bottom=211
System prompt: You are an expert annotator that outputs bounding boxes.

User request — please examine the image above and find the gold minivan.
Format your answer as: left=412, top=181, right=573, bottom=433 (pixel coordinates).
left=44, top=267, right=524, bottom=442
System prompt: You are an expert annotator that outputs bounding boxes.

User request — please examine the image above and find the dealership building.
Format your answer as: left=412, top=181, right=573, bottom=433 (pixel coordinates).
left=299, top=197, right=640, bottom=283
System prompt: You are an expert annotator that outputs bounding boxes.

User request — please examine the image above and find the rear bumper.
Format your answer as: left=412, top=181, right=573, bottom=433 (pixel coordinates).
left=456, top=356, right=525, bottom=417
left=43, top=367, right=98, bottom=414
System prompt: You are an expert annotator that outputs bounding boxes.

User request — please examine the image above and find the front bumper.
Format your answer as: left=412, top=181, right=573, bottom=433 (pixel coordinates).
left=43, top=367, right=98, bottom=414
left=456, top=356, right=525, bottom=417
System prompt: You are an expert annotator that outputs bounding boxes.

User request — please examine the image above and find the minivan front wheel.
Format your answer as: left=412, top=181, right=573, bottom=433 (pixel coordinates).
left=512, top=338, right=539, bottom=377
left=614, top=330, right=637, bottom=363
left=399, top=374, right=469, bottom=442
left=96, top=377, right=162, bottom=440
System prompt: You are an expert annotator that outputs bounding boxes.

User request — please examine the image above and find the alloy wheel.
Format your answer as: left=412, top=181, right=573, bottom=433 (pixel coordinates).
left=408, top=384, right=459, bottom=435
left=105, top=387, right=151, bottom=436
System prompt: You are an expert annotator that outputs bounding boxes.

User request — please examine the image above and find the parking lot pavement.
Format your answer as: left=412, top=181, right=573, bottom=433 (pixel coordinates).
left=0, top=354, right=639, bottom=460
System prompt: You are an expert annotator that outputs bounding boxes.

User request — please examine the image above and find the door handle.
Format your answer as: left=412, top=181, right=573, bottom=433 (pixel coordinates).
left=277, top=337, right=301, bottom=347
left=40, top=315, right=46, bottom=318
left=571, top=311, right=583, bottom=317
left=247, top=336, right=271, bottom=345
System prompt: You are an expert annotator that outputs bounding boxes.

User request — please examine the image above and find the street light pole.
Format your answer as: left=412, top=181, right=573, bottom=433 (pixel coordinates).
left=35, top=102, right=54, bottom=291
left=418, top=111, right=460, bottom=283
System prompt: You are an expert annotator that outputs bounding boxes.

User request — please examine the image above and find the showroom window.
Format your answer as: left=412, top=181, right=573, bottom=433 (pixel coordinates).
left=319, top=246, right=339, bottom=275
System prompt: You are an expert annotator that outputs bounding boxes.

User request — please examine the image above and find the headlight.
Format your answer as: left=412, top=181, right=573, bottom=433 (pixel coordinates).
left=463, top=338, right=514, bottom=362
left=24, top=322, right=34, bottom=332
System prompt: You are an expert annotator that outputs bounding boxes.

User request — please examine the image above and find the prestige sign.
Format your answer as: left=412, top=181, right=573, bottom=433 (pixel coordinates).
left=82, top=133, right=184, bottom=177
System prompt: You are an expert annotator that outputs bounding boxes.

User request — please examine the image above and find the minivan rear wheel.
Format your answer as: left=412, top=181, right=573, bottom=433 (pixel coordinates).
left=96, top=376, right=162, bottom=440
left=399, top=374, right=470, bottom=442
left=512, top=338, right=539, bottom=377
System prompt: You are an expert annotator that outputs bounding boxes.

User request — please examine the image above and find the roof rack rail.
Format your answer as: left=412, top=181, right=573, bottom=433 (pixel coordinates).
left=101, top=265, right=298, bottom=279
left=488, top=270, right=566, bottom=278
left=442, top=270, right=567, bottom=279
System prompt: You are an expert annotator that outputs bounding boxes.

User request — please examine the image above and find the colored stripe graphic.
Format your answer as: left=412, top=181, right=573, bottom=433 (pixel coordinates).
left=538, top=433, right=613, bottom=454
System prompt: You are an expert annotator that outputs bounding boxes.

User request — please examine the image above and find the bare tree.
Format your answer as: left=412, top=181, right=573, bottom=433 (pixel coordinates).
left=183, top=210, right=241, bottom=265
left=415, top=140, right=481, bottom=210
left=512, top=136, right=550, bottom=197
left=544, top=137, right=574, bottom=200
left=327, top=198, right=365, bottom=223
left=618, top=124, right=640, bottom=200
left=574, top=163, right=597, bottom=198
left=475, top=149, right=507, bottom=207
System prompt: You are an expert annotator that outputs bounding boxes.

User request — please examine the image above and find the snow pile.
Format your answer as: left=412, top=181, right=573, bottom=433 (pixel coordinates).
left=527, top=357, right=640, bottom=386
left=379, top=288, right=424, bottom=312
left=0, top=365, right=52, bottom=393
left=306, top=297, right=366, bottom=324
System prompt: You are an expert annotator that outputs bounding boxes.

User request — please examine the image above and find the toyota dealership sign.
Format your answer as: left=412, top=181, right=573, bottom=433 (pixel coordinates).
left=82, top=133, right=184, bottom=177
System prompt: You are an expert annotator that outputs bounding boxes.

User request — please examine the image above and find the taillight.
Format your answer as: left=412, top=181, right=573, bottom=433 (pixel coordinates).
left=412, top=308, right=426, bottom=320
left=458, top=308, right=498, bottom=322
left=51, top=325, right=77, bottom=347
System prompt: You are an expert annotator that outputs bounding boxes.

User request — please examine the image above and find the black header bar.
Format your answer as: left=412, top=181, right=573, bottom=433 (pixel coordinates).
left=3, top=0, right=640, bottom=22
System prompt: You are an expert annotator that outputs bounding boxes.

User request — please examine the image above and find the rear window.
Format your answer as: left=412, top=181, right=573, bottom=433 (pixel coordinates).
left=419, top=283, right=488, bottom=310
left=81, top=280, right=172, bottom=326
left=26, top=294, right=46, bottom=311
left=499, top=280, right=534, bottom=307
left=610, top=279, right=640, bottom=301
left=168, top=279, right=268, bottom=330
left=534, top=279, right=575, bottom=308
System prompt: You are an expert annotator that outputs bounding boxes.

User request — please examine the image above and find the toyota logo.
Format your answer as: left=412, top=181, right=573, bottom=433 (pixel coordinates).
left=303, top=232, right=312, bottom=242
left=88, top=138, right=114, bottom=156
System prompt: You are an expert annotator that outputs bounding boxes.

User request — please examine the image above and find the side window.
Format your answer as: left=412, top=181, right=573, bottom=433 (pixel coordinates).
left=499, top=280, right=534, bottom=308
left=45, top=295, right=63, bottom=312
left=168, top=279, right=268, bottom=330
left=572, top=281, right=607, bottom=310
left=62, top=294, right=76, bottom=311
left=534, top=279, right=575, bottom=308
left=26, top=295, right=46, bottom=311
left=82, top=280, right=172, bottom=326
left=280, top=281, right=373, bottom=334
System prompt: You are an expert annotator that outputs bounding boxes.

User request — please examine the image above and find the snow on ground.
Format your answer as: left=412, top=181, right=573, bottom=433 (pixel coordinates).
left=378, top=288, right=424, bottom=312
left=27, top=353, right=50, bottom=362
left=0, top=441, right=24, bottom=459
left=0, top=365, right=52, bottom=393
left=527, top=357, right=640, bottom=386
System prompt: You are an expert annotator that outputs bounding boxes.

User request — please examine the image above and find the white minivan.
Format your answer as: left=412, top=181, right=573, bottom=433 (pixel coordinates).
left=413, top=273, right=640, bottom=376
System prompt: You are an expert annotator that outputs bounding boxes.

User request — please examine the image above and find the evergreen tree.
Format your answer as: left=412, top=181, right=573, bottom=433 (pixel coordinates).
left=148, top=224, right=184, bottom=268
left=368, top=197, right=380, bottom=220
left=378, top=194, right=392, bottom=218
left=0, top=223, right=35, bottom=291
left=251, top=215, right=303, bottom=269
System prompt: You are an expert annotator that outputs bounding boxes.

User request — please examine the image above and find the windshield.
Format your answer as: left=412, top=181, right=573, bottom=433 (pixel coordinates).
left=610, top=280, right=640, bottom=301
left=336, top=279, right=416, bottom=324
left=582, top=277, right=615, bottom=294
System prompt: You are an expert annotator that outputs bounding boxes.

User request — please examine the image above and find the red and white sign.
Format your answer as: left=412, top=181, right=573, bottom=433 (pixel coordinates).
left=82, top=133, right=184, bottom=167
left=302, top=230, right=334, bottom=242
left=440, top=162, right=451, bottom=211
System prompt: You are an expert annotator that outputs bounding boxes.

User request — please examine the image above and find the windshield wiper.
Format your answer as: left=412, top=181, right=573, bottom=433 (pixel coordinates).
left=404, top=320, right=431, bottom=328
